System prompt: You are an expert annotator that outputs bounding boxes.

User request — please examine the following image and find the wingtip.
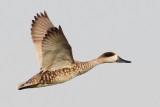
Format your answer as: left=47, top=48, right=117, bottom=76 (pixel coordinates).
left=37, top=13, right=40, bottom=17
left=34, top=16, right=38, bottom=20
left=58, top=25, right=64, bottom=34
left=40, top=12, right=44, bottom=17
left=44, top=10, right=48, bottom=17
left=58, top=25, right=62, bottom=31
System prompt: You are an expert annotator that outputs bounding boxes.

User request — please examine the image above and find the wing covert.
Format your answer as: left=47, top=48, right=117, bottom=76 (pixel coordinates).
left=41, top=26, right=74, bottom=71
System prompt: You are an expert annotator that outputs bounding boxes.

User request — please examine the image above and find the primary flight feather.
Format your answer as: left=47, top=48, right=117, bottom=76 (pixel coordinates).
left=17, top=11, right=131, bottom=90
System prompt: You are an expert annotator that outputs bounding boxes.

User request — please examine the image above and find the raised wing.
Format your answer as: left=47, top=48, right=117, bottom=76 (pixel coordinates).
left=41, top=26, right=74, bottom=71
left=31, top=11, right=54, bottom=67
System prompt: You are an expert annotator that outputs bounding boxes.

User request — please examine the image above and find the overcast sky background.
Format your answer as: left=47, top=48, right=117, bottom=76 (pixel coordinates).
left=0, top=0, right=160, bottom=107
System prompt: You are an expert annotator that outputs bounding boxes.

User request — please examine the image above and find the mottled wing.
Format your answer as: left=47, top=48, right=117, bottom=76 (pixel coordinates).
left=31, top=11, right=54, bottom=67
left=41, top=26, right=74, bottom=71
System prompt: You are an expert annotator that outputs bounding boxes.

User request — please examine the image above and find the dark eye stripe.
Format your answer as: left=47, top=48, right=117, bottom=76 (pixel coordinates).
left=103, top=52, right=115, bottom=57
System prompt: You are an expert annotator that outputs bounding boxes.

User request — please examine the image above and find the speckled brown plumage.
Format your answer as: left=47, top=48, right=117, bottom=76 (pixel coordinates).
left=18, top=61, right=96, bottom=90
left=17, top=11, right=131, bottom=90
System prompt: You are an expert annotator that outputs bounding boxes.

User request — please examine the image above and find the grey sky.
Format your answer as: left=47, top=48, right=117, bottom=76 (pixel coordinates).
left=0, top=0, right=160, bottom=107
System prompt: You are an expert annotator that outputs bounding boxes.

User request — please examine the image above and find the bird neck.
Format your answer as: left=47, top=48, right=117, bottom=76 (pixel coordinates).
left=76, top=57, right=103, bottom=75
left=89, top=57, right=104, bottom=67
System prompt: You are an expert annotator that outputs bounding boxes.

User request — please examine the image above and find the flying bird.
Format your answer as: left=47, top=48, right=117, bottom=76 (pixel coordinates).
left=17, top=11, right=131, bottom=90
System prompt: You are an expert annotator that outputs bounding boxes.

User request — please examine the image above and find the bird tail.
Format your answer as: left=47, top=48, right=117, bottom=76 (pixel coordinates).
left=17, top=82, right=39, bottom=90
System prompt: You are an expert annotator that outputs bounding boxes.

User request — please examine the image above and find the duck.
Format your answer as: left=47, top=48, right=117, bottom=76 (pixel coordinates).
left=17, top=11, right=131, bottom=90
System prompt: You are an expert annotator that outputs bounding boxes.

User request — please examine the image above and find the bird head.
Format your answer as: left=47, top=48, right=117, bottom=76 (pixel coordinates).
left=99, top=52, right=131, bottom=63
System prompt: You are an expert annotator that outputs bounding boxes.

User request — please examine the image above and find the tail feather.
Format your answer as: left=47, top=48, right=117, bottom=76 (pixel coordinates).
left=17, top=82, right=39, bottom=90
